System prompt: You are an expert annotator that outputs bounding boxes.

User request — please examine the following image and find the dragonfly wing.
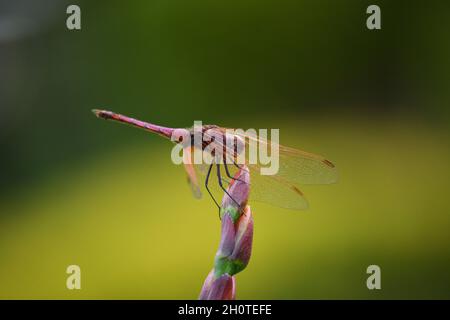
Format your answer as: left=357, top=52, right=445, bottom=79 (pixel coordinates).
left=230, top=129, right=338, bottom=185
left=185, top=157, right=309, bottom=210
left=276, top=145, right=338, bottom=185
left=183, top=147, right=202, bottom=199
left=190, top=127, right=337, bottom=209
left=246, top=164, right=309, bottom=210
left=183, top=150, right=225, bottom=200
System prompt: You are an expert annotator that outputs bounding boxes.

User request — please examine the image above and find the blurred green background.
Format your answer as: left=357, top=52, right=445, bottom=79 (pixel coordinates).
left=1, top=0, right=450, bottom=299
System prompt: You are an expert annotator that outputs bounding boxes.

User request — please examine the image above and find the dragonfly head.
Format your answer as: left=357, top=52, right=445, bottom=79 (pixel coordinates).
left=172, top=128, right=191, bottom=147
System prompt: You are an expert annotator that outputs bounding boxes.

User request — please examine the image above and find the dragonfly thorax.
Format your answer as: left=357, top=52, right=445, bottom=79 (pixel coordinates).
left=187, top=125, right=245, bottom=161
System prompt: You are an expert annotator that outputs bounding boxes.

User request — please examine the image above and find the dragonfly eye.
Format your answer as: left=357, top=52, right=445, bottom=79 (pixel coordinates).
left=171, top=128, right=191, bottom=147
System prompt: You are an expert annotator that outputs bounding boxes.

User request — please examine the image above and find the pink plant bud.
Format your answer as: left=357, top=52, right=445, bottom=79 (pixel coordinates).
left=200, top=165, right=252, bottom=300
left=199, top=269, right=235, bottom=300
left=198, top=270, right=215, bottom=300
left=229, top=206, right=253, bottom=267
left=217, top=213, right=236, bottom=257
left=221, top=166, right=250, bottom=216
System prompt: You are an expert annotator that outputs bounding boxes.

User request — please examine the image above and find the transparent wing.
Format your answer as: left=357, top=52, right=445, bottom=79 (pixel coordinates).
left=245, top=164, right=309, bottom=209
left=187, top=127, right=338, bottom=210
left=182, top=147, right=202, bottom=199
left=188, top=160, right=309, bottom=210
left=230, top=128, right=338, bottom=185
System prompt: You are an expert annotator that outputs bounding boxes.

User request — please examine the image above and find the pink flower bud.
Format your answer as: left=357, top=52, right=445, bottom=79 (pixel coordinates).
left=217, top=213, right=236, bottom=257
left=229, top=206, right=253, bottom=267
left=199, top=165, right=253, bottom=300
left=199, top=269, right=235, bottom=300
left=221, top=166, right=250, bottom=216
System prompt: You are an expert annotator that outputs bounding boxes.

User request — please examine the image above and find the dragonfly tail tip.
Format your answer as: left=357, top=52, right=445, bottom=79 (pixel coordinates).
left=92, top=109, right=112, bottom=120
left=92, top=109, right=101, bottom=117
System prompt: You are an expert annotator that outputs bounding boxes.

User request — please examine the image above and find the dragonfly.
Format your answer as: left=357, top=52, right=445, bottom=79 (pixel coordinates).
left=92, top=109, right=338, bottom=211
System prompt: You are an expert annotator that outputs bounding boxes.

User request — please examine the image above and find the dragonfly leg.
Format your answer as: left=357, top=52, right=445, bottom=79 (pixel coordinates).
left=232, top=160, right=242, bottom=170
left=224, top=161, right=246, bottom=184
left=205, top=163, right=220, bottom=212
left=216, top=164, right=241, bottom=209
left=232, top=160, right=250, bottom=174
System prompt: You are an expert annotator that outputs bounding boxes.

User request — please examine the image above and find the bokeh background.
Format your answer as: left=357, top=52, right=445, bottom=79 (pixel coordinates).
left=1, top=0, right=450, bottom=299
